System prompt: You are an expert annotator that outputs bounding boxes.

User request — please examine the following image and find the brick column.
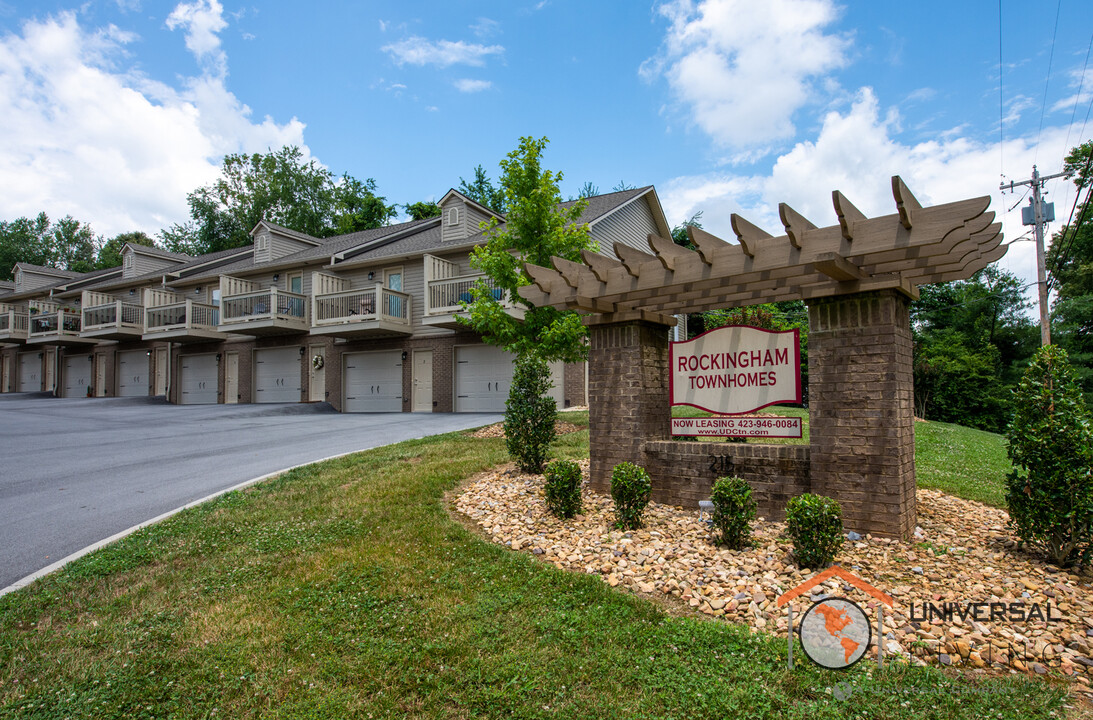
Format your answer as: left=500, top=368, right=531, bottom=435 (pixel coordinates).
left=588, top=320, right=670, bottom=494
left=807, top=290, right=916, bottom=539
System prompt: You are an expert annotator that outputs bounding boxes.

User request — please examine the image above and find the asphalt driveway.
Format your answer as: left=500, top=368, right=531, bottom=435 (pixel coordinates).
left=0, top=394, right=501, bottom=592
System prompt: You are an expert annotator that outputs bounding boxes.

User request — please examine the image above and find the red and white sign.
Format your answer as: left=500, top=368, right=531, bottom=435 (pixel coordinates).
left=671, top=416, right=803, bottom=438
left=670, top=325, right=801, bottom=414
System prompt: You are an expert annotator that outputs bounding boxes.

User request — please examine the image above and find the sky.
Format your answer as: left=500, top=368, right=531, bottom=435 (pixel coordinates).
left=0, top=0, right=1090, bottom=305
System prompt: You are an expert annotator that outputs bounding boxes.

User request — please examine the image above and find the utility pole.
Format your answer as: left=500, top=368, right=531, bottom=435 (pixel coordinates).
left=1001, top=165, right=1068, bottom=346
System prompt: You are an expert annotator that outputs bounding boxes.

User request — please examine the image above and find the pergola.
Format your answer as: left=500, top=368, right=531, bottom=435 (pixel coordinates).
left=518, top=177, right=1004, bottom=539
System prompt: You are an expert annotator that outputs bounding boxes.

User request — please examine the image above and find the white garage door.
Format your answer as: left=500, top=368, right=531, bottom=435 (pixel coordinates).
left=344, top=350, right=402, bottom=412
left=254, top=347, right=302, bottom=404
left=63, top=355, right=92, bottom=398
left=18, top=353, right=40, bottom=392
left=455, top=345, right=514, bottom=412
left=180, top=354, right=218, bottom=405
left=117, top=350, right=149, bottom=397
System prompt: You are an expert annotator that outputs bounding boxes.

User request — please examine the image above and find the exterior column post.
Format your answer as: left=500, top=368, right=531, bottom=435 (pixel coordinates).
left=807, top=290, right=916, bottom=539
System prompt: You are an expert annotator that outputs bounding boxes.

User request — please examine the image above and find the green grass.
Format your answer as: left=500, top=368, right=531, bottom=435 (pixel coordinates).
left=913, top=419, right=1012, bottom=508
left=0, top=414, right=1058, bottom=719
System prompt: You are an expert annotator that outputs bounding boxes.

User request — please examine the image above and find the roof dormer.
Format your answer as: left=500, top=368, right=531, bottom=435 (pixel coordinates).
left=121, top=244, right=191, bottom=279
left=251, top=220, right=322, bottom=263
left=12, top=263, right=81, bottom=293
left=438, top=190, right=504, bottom=243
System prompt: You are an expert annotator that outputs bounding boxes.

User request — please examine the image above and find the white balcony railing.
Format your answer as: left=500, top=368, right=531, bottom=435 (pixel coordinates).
left=0, top=310, right=28, bottom=336
left=426, top=273, right=506, bottom=315
left=145, top=301, right=220, bottom=333
left=82, top=300, right=144, bottom=333
left=29, top=309, right=81, bottom=337
left=220, top=288, right=308, bottom=326
left=313, top=285, right=411, bottom=327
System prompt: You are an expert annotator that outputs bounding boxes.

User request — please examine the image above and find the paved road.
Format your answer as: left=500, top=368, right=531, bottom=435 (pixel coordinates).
left=0, top=394, right=501, bottom=591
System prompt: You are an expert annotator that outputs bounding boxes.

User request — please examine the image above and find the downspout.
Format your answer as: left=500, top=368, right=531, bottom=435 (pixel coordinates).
left=166, top=342, right=172, bottom=402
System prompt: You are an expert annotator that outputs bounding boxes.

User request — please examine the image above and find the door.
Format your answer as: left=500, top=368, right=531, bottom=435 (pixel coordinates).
left=225, top=352, right=239, bottom=404
left=1, top=354, right=10, bottom=392
left=18, top=353, right=39, bottom=392
left=344, top=350, right=402, bottom=412
left=180, top=354, right=218, bottom=404
left=454, top=345, right=514, bottom=412
left=63, top=355, right=92, bottom=398
left=117, top=350, right=149, bottom=397
left=94, top=354, right=107, bottom=397
left=548, top=360, right=566, bottom=408
left=44, top=348, right=55, bottom=393
left=287, top=272, right=303, bottom=294
left=412, top=350, right=433, bottom=412
left=384, top=268, right=404, bottom=318
left=254, top=347, right=302, bottom=404
left=308, top=345, right=326, bottom=403
left=154, top=347, right=168, bottom=395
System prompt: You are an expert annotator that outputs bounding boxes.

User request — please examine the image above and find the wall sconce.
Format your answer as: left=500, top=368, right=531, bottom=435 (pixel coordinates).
left=272, top=274, right=279, bottom=281
left=129, top=289, right=136, bottom=296
left=299, top=346, right=306, bottom=356
left=146, top=350, right=151, bottom=356
left=216, top=353, right=222, bottom=362
left=368, top=271, right=375, bottom=280
left=87, top=355, right=94, bottom=361
left=401, top=351, right=408, bottom=361
left=195, top=287, right=202, bottom=294
left=37, top=353, right=43, bottom=359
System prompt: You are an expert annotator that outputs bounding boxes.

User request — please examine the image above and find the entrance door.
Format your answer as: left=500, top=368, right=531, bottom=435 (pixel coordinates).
left=344, top=350, right=402, bottom=412
left=1, top=354, right=9, bottom=392
left=454, top=345, right=514, bottom=412
left=44, top=348, right=55, bottom=393
left=308, top=345, right=326, bottom=402
left=117, top=350, right=149, bottom=397
left=254, top=347, right=302, bottom=403
left=180, top=354, right=218, bottom=404
left=63, top=355, right=92, bottom=398
left=94, top=354, right=107, bottom=397
left=412, top=350, right=433, bottom=412
left=154, top=347, right=168, bottom=395
left=224, top=352, right=239, bottom=404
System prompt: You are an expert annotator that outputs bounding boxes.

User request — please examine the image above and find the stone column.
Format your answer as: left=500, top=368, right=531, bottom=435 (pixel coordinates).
left=587, top=320, right=671, bottom=494
left=807, top=290, right=916, bottom=539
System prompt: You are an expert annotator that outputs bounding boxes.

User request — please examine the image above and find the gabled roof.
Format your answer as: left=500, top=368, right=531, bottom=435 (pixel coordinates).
left=250, top=220, right=323, bottom=246
left=5, top=266, right=123, bottom=302
left=13, top=263, right=83, bottom=280
left=125, top=244, right=192, bottom=262
left=438, top=189, right=506, bottom=222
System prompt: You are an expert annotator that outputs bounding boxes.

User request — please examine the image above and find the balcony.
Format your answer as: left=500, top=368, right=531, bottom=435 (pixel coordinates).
left=27, top=309, right=97, bottom=346
left=0, top=307, right=29, bottom=343
left=423, top=273, right=524, bottom=330
left=218, top=288, right=309, bottom=336
left=310, top=285, right=412, bottom=339
left=143, top=300, right=225, bottom=343
left=81, top=300, right=144, bottom=340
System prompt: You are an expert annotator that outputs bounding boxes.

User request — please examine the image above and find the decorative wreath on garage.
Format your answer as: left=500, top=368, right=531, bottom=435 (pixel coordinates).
left=312, top=354, right=325, bottom=370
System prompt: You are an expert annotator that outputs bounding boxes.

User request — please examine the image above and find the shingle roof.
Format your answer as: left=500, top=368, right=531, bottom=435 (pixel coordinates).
left=128, top=245, right=192, bottom=261
left=14, top=263, right=83, bottom=279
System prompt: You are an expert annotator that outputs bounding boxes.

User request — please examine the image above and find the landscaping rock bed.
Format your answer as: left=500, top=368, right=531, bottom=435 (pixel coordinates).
left=469, top=421, right=585, bottom=439
left=455, top=462, right=1093, bottom=695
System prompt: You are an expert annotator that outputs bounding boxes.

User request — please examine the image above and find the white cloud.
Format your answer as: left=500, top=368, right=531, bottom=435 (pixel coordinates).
left=115, top=0, right=141, bottom=12
left=378, top=19, right=387, bottom=33
left=1051, top=66, right=1093, bottom=113
left=659, top=88, right=1082, bottom=305
left=0, top=11, right=306, bottom=238
left=166, top=0, right=227, bottom=75
left=382, top=36, right=504, bottom=68
left=454, top=78, right=492, bottom=93
left=642, top=0, right=849, bottom=151
left=470, top=18, right=500, bottom=39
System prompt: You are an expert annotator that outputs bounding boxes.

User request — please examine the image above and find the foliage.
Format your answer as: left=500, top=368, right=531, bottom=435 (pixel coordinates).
left=160, top=146, right=395, bottom=255
left=503, top=354, right=557, bottom=473
left=785, top=493, right=844, bottom=569
left=670, top=211, right=703, bottom=251
left=0, top=212, right=97, bottom=279
left=610, top=462, right=652, bottom=530
left=95, top=231, right=156, bottom=270
left=458, top=164, right=506, bottom=214
left=913, top=329, right=1011, bottom=432
left=460, top=136, right=593, bottom=364
left=612, top=180, right=636, bottom=192
left=576, top=181, right=599, bottom=199
left=404, top=201, right=441, bottom=220
left=1005, top=345, right=1093, bottom=567
left=709, top=476, right=756, bottom=549
left=543, top=459, right=582, bottom=519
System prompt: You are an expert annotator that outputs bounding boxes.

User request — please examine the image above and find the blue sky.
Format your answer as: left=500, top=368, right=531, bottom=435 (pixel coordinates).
left=0, top=0, right=1090, bottom=297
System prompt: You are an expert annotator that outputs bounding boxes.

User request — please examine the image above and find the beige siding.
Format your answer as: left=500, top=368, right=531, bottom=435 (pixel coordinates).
left=590, top=196, right=659, bottom=258
left=466, top=206, right=493, bottom=237
left=440, top=197, right=468, bottom=243
left=269, top=233, right=313, bottom=261
left=128, top=252, right=182, bottom=278
left=14, top=269, right=68, bottom=293
left=336, top=264, right=451, bottom=338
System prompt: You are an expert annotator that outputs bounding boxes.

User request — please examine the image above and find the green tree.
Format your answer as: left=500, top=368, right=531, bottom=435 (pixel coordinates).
left=329, top=175, right=397, bottom=236
left=404, top=201, right=442, bottom=221
left=95, top=231, right=156, bottom=270
left=0, top=212, right=96, bottom=279
left=458, top=164, right=506, bottom=214
left=576, top=181, right=599, bottom=199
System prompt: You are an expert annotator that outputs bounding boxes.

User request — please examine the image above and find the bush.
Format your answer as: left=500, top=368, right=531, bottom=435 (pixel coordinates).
left=785, top=494, right=844, bottom=569
left=710, top=476, right=756, bottom=549
left=544, top=459, right=582, bottom=519
left=503, top=354, right=557, bottom=473
left=1005, top=345, right=1093, bottom=567
left=611, top=462, right=651, bottom=530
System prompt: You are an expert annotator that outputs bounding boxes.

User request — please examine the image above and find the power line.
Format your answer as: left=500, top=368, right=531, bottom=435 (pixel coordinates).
left=998, top=0, right=1005, bottom=179
left=1046, top=148, right=1093, bottom=291
left=1061, top=31, right=1093, bottom=164
left=1034, top=0, right=1062, bottom=167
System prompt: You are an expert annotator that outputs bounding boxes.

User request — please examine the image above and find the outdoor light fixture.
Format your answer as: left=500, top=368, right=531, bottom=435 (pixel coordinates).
left=401, top=351, right=408, bottom=361
left=368, top=271, right=375, bottom=280
left=273, top=274, right=279, bottom=281
left=195, top=287, right=202, bottom=294
left=87, top=355, right=93, bottom=362
left=146, top=351, right=151, bottom=356
left=299, top=347, right=306, bottom=356
left=37, top=353, right=42, bottom=359
left=129, top=289, right=135, bottom=296
left=216, top=353, right=221, bottom=361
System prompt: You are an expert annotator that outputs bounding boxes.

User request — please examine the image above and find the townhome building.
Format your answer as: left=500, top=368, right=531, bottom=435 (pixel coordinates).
left=0, top=185, right=671, bottom=412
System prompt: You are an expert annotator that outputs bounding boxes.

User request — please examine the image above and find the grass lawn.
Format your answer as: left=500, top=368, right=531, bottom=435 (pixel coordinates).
left=0, top=413, right=1064, bottom=719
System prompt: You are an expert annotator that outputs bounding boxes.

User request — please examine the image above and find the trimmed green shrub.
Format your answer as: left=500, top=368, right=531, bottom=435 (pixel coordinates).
left=503, top=354, right=557, bottom=473
left=544, top=459, right=582, bottom=519
left=1005, top=345, right=1093, bottom=567
left=786, top=493, right=844, bottom=569
left=611, top=462, right=651, bottom=530
left=710, top=476, right=756, bottom=549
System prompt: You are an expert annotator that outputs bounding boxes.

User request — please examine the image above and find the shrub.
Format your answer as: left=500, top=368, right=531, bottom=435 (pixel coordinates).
left=710, top=476, right=756, bottom=549
left=503, top=354, right=557, bottom=473
left=785, top=493, right=844, bottom=569
left=1005, top=345, right=1093, bottom=567
left=544, top=459, right=582, bottom=519
left=611, top=462, right=651, bottom=530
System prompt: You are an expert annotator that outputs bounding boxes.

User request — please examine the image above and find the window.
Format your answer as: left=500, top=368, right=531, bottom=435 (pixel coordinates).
left=287, top=272, right=303, bottom=294
left=256, top=235, right=268, bottom=251
left=447, top=208, right=459, bottom=226
left=124, top=253, right=134, bottom=271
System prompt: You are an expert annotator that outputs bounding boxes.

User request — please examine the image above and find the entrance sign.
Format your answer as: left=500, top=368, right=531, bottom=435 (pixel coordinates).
left=671, top=415, right=802, bottom=438
left=670, top=326, right=801, bottom=414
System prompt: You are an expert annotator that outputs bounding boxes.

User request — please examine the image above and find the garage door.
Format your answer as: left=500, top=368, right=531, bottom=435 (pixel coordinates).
left=344, top=350, right=402, bottom=412
left=18, top=353, right=40, bottom=392
left=180, top=354, right=218, bottom=405
left=117, top=350, right=149, bottom=397
left=455, top=345, right=514, bottom=412
left=254, top=348, right=302, bottom=404
left=63, top=355, right=92, bottom=398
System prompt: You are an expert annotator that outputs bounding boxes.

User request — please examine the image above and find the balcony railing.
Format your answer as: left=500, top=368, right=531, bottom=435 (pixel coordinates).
left=313, top=286, right=411, bottom=327
left=82, top=301, right=144, bottom=333
left=145, top=301, right=220, bottom=333
left=220, top=288, right=308, bottom=327
left=0, top=310, right=28, bottom=337
left=426, top=273, right=506, bottom=315
left=29, top=309, right=81, bottom=337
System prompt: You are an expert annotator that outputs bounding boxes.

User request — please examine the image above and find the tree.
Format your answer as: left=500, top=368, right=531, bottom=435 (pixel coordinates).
left=329, top=175, right=397, bottom=236
left=96, top=231, right=156, bottom=270
left=612, top=180, right=636, bottom=192
left=576, top=181, right=599, bottom=199
left=404, top=201, right=441, bottom=221
left=0, top=212, right=96, bottom=279
left=458, top=164, right=505, bottom=214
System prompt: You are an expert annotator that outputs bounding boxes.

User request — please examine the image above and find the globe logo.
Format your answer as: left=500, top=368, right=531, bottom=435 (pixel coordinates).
left=798, top=597, right=872, bottom=670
